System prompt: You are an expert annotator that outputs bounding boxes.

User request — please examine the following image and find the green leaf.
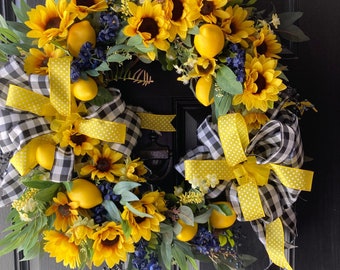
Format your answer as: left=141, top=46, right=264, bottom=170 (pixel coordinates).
left=160, top=241, right=172, bottom=270
left=102, top=200, right=122, bottom=223
left=194, top=208, right=212, bottom=224
left=160, top=224, right=173, bottom=245
left=11, top=0, right=30, bottom=23
left=120, top=190, right=140, bottom=203
left=125, top=202, right=153, bottom=218
left=0, top=43, right=21, bottom=56
left=278, top=12, right=304, bottom=28
left=90, top=86, right=113, bottom=106
left=34, top=183, right=61, bottom=202
left=172, top=244, right=188, bottom=270
left=127, top=35, right=143, bottom=47
left=0, top=28, right=20, bottom=43
left=106, top=53, right=129, bottom=63
left=113, top=181, right=140, bottom=195
left=178, top=205, right=194, bottom=226
left=213, top=92, right=233, bottom=118
left=238, top=254, right=257, bottom=267
left=277, top=24, right=310, bottom=42
left=22, top=179, right=59, bottom=189
left=216, top=66, right=243, bottom=95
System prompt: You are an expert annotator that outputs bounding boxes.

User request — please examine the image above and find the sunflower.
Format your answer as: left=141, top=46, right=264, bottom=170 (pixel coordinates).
left=60, top=129, right=100, bottom=156
left=189, top=57, right=216, bottom=78
left=43, top=230, right=81, bottom=269
left=23, top=44, right=65, bottom=75
left=187, top=0, right=230, bottom=24
left=123, top=0, right=170, bottom=60
left=252, top=25, right=282, bottom=59
left=121, top=191, right=166, bottom=243
left=46, top=192, right=79, bottom=232
left=67, top=0, right=109, bottom=20
left=80, top=144, right=125, bottom=182
left=25, top=0, right=76, bottom=48
left=122, top=157, right=147, bottom=182
left=92, top=221, right=135, bottom=268
left=163, top=0, right=195, bottom=41
left=67, top=217, right=97, bottom=245
left=221, top=5, right=256, bottom=48
left=233, top=54, right=286, bottom=112
left=243, top=111, right=269, bottom=132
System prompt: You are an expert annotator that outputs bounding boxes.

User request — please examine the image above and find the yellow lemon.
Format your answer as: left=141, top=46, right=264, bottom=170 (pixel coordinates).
left=71, top=77, right=98, bottom=101
left=195, top=76, right=214, bottom=106
left=210, top=201, right=237, bottom=229
left=36, top=142, right=56, bottom=170
left=67, top=20, right=96, bottom=57
left=194, top=24, right=225, bottom=58
left=67, top=179, right=103, bottom=209
left=176, top=219, right=198, bottom=242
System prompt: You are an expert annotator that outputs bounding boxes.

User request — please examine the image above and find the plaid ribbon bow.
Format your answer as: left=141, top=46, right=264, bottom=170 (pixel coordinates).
left=0, top=56, right=142, bottom=206
left=175, top=108, right=313, bottom=269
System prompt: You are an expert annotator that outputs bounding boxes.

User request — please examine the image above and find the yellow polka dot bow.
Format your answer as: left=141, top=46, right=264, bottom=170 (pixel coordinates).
left=6, top=57, right=126, bottom=176
left=184, top=113, right=314, bottom=270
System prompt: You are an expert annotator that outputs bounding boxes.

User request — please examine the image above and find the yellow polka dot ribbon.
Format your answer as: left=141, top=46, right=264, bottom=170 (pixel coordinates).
left=184, top=113, right=314, bottom=270
left=6, top=56, right=127, bottom=175
left=266, top=218, right=293, bottom=270
left=137, top=112, right=176, bottom=132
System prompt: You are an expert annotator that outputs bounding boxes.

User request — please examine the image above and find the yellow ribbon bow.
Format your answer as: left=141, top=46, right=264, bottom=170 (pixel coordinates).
left=6, top=57, right=126, bottom=175
left=184, top=113, right=314, bottom=270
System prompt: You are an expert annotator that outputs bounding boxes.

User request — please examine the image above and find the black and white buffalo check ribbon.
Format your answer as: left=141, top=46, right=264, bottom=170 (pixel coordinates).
left=175, top=108, right=305, bottom=252
left=0, top=56, right=142, bottom=206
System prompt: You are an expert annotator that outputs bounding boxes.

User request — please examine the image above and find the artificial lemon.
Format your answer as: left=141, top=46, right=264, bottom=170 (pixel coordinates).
left=176, top=219, right=198, bottom=242
left=67, top=179, right=103, bottom=209
left=209, top=201, right=237, bottom=229
left=195, top=76, right=214, bottom=106
left=67, top=20, right=96, bottom=57
left=36, top=142, right=56, bottom=170
left=194, top=24, right=225, bottom=58
left=71, top=77, right=98, bottom=101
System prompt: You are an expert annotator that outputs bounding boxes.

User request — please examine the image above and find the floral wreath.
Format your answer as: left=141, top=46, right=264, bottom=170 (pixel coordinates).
left=0, top=0, right=316, bottom=270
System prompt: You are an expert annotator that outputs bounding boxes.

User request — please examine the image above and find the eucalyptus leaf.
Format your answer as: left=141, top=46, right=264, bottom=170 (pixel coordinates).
left=238, top=254, right=258, bottom=267
left=125, top=202, right=153, bottom=218
left=102, top=200, right=122, bottom=223
left=178, top=205, right=194, bottom=226
left=106, top=53, right=129, bottom=63
left=113, top=181, right=140, bottom=195
left=214, top=92, right=232, bottom=118
left=160, top=241, right=172, bottom=270
left=120, top=190, right=140, bottom=203
left=95, top=61, right=110, bottom=71
left=160, top=224, right=174, bottom=245
left=172, top=245, right=188, bottom=270
left=194, top=208, right=212, bottom=224
left=127, top=35, right=143, bottom=47
left=90, top=86, right=113, bottom=106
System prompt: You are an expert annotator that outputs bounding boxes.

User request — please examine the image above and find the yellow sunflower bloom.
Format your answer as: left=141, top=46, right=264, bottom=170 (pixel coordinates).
left=123, top=0, right=170, bottom=60
left=46, top=192, right=79, bottom=232
left=67, top=217, right=97, bottom=245
left=252, top=25, right=282, bottom=59
left=80, top=144, right=125, bottom=182
left=187, top=0, right=230, bottom=24
left=25, top=0, right=76, bottom=48
left=243, top=111, right=269, bottom=132
left=122, top=157, right=147, bottom=182
left=67, top=0, right=109, bottom=20
left=189, top=57, right=216, bottom=78
left=92, top=221, right=135, bottom=268
left=163, top=0, right=196, bottom=41
left=43, top=230, right=81, bottom=269
left=24, top=44, right=65, bottom=75
left=233, top=54, right=286, bottom=112
left=221, top=5, right=256, bottom=47
left=121, top=191, right=166, bottom=242
left=60, top=129, right=100, bottom=156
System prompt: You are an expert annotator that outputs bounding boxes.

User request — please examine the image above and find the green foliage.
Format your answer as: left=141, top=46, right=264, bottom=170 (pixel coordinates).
left=277, top=12, right=310, bottom=42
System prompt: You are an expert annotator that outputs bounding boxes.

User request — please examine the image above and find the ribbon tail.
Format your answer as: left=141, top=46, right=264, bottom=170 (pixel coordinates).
left=137, top=112, right=176, bottom=132
left=265, top=218, right=293, bottom=270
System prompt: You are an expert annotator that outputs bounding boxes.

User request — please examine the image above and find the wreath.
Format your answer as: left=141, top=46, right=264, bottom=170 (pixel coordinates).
left=0, top=1, right=315, bottom=270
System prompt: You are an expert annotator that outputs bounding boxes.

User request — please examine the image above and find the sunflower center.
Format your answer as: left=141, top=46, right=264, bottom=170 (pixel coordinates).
left=76, top=0, right=95, bottom=6
left=135, top=216, right=146, bottom=224
left=102, top=236, right=119, bottom=246
left=139, top=17, right=159, bottom=39
left=58, top=204, right=71, bottom=217
left=172, top=0, right=184, bottom=21
left=41, top=57, right=49, bottom=67
left=45, top=17, right=61, bottom=30
left=201, top=0, right=215, bottom=16
left=255, top=73, right=267, bottom=94
left=96, top=157, right=111, bottom=172
left=257, top=42, right=268, bottom=55
left=71, top=134, right=87, bottom=146
left=197, top=62, right=213, bottom=75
